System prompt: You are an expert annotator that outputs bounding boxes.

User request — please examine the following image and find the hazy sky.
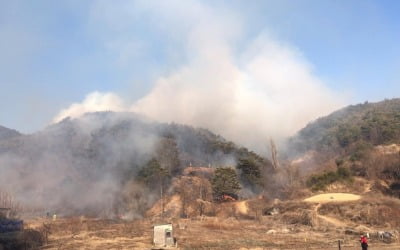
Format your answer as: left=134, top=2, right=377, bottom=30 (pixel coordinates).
left=1, top=0, right=399, bottom=136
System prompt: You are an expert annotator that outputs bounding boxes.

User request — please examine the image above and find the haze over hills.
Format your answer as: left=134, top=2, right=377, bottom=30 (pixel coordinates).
left=1, top=1, right=400, bottom=248
left=0, top=112, right=272, bottom=217
left=0, top=98, right=399, bottom=218
left=0, top=125, right=20, bottom=141
left=1, top=97, right=400, bottom=250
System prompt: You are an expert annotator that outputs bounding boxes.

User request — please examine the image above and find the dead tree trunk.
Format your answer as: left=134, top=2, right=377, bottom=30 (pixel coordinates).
left=270, top=139, right=279, bottom=170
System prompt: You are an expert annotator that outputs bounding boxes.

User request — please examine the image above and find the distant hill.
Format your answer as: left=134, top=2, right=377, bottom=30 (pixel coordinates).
left=0, top=125, right=20, bottom=141
left=289, top=98, right=400, bottom=156
left=0, top=112, right=271, bottom=216
left=288, top=99, right=400, bottom=196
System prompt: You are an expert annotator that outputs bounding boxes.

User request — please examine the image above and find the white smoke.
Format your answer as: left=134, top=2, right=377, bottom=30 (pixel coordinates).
left=53, top=0, right=345, bottom=152
left=132, top=35, right=343, bottom=151
left=53, top=91, right=127, bottom=123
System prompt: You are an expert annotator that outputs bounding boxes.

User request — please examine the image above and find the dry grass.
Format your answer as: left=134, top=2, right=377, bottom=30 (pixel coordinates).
left=281, top=211, right=315, bottom=226
left=319, top=196, right=400, bottom=227
left=20, top=215, right=400, bottom=250
left=201, top=220, right=237, bottom=231
left=28, top=218, right=151, bottom=249
left=0, top=229, right=44, bottom=249
left=18, top=194, right=400, bottom=249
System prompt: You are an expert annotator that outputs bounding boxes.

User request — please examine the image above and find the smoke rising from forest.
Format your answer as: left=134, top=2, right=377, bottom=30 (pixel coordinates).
left=0, top=113, right=158, bottom=217
left=0, top=0, right=347, bottom=218
left=53, top=0, right=345, bottom=154
left=0, top=112, right=249, bottom=218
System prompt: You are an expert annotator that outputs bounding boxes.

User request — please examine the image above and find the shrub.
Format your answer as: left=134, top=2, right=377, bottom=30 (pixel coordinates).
left=306, top=167, right=353, bottom=191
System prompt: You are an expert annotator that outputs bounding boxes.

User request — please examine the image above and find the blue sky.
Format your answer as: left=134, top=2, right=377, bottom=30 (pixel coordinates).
left=0, top=0, right=399, bottom=135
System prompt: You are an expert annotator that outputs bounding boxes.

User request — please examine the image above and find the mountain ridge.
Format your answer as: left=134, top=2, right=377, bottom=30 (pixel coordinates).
left=0, top=125, right=21, bottom=141
left=289, top=98, right=400, bottom=156
left=0, top=111, right=272, bottom=216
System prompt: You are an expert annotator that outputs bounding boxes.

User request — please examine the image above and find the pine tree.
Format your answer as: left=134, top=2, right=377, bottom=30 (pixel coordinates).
left=211, top=167, right=240, bottom=199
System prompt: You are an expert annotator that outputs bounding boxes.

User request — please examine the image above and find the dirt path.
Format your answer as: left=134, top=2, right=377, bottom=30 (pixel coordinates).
left=306, top=193, right=362, bottom=228
left=313, top=203, right=347, bottom=227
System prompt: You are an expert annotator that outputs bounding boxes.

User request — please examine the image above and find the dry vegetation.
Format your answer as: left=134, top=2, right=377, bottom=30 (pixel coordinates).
left=21, top=212, right=399, bottom=250
left=3, top=170, right=400, bottom=249
left=0, top=191, right=21, bottom=218
left=11, top=173, right=399, bottom=249
left=318, top=196, right=400, bottom=228
left=16, top=192, right=399, bottom=250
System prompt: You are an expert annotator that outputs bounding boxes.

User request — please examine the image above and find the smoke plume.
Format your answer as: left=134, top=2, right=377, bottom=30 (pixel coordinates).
left=54, top=0, right=345, bottom=153
left=53, top=92, right=128, bottom=123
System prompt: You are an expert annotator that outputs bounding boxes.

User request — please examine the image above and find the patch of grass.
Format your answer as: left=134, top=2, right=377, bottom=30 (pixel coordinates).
left=307, top=167, right=353, bottom=191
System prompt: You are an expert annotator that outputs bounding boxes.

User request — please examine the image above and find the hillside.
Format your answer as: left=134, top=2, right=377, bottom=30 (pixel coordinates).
left=289, top=98, right=400, bottom=155
left=0, top=112, right=272, bottom=217
left=2, top=107, right=400, bottom=249
left=0, top=125, right=20, bottom=141
left=287, top=99, right=400, bottom=198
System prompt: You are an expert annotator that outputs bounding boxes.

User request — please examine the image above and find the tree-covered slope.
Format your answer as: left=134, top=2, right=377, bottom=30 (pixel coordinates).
left=0, top=112, right=272, bottom=216
left=290, top=98, right=400, bottom=155
left=288, top=99, right=400, bottom=195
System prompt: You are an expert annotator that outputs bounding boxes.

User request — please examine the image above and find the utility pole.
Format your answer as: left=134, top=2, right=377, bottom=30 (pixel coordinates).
left=160, top=175, right=164, bottom=218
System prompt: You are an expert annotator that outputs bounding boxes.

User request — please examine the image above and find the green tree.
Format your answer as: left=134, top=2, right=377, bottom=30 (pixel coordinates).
left=136, top=158, right=169, bottom=189
left=156, top=136, right=181, bottom=176
left=306, top=167, right=352, bottom=191
left=211, top=167, right=240, bottom=199
left=136, top=158, right=170, bottom=216
left=236, top=157, right=262, bottom=187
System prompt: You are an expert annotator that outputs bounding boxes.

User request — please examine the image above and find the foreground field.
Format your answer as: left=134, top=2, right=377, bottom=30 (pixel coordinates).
left=18, top=190, right=400, bottom=249
left=23, top=215, right=399, bottom=250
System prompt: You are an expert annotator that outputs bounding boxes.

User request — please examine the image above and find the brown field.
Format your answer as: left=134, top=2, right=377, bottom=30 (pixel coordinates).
left=23, top=214, right=400, bottom=250
left=17, top=189, right=400, bottom=249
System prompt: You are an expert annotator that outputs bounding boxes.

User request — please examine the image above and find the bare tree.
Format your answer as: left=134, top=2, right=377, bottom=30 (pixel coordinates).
left=0, top=190, right=21, bottom=218
left=270, top=139, right=279, bottom=170
left=176, top=176, right=212, bottom=217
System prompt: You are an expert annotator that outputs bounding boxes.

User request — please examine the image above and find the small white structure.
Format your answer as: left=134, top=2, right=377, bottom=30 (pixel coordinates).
left=153, top=223, right=174, bottom=247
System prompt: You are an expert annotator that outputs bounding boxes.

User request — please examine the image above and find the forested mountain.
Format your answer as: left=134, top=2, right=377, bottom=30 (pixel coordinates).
left=2, top=98, right=400, bottom=217
left=0, top=112, right=272, bottom=216
left=288, top=99, right=400, bottom=195
left=289, top=98, right=400, bottom=156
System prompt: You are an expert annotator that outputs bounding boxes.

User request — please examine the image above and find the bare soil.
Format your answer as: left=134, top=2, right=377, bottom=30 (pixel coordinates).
left=304, top=193, right=361, bottom=203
